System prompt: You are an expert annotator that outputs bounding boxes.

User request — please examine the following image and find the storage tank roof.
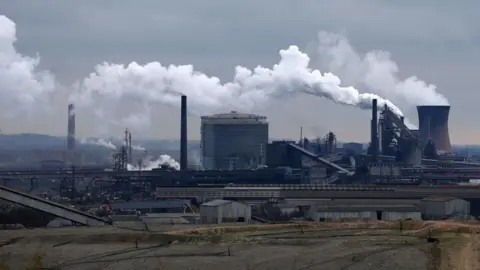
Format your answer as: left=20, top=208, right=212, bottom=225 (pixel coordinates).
left=203, top=111, right=266, bottom=119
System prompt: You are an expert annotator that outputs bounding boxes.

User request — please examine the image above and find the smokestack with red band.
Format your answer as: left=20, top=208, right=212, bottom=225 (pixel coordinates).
left=417, top=105, right=452, bottom=153
left=67, top=104, right=75, bottom=152
left=180, top=95, right=188, bottom=171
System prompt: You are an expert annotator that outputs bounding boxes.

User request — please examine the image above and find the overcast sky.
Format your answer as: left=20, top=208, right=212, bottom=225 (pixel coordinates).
left=1, top=1, right=479, bottom=144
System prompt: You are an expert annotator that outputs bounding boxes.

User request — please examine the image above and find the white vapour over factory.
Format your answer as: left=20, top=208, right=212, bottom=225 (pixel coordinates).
left=0, top=15, right=56, bottom=118
left=0, top=14, right=449, bottom=133
left=70, top=45, right=406, bottom=124
left=309, top=32, right=449, bottom=107
left=127, top=155, right=180, bottom=171
left=79, top=138, right=116, bottom=150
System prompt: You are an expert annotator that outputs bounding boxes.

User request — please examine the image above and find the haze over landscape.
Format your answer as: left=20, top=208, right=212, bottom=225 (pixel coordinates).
left=0, top=1, right=479, bottom=144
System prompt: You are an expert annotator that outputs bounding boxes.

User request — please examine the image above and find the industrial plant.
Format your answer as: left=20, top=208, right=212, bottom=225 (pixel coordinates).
left=200, top=111, right=268, bottom=170
left=1, top=94, right=480, bottom=228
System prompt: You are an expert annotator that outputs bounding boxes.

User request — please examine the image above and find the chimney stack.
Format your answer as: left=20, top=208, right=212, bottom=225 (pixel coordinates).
left=417, top=105, right=452, bottom=154
left=371, top=99, right=378, bottom=161
left=180, top=95, right=188, bottom=171
left=67, top=104, right=76, bottom=165
left=128, top=132, right=132, bottom=164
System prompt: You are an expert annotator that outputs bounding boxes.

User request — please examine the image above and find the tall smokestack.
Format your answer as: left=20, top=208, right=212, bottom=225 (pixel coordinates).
left=124, top=128, right=129, bottom=162
left=417, top=105, right=452, bottom=154
left=371, top=99, right=378, bottom=161
left=180, top=95, right=188, bottom=171
left=67, top=104, right=76, bottom=165
left=128, top=132, right=132, bottom=164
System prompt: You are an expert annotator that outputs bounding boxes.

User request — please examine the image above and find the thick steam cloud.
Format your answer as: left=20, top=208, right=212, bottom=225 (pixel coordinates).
left=127, top=155, right=180, bottom=171
left=79, top=138, right=116, bottom=150
left=310, top=32, right=449, bottom=107
left=70, top=43, right=405, bottom=122
left=0, top=15, right=55, bottom=118
left=1, top=14, right=436, bottom=133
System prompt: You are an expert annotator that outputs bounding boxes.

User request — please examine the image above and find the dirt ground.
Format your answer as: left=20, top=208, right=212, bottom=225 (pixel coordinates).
left=0, top=221, right=478, bottom=270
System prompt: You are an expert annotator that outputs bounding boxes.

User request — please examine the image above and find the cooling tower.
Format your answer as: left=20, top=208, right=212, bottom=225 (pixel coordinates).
left=180, top=95, right=188, bottom=171
left=417, top=105, right=452, bottom=153
left=67, top=104, right=75, bottom=152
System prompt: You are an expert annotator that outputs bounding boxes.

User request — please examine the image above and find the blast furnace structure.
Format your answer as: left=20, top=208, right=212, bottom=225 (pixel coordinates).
left=201, top=111, right=269, bottom=170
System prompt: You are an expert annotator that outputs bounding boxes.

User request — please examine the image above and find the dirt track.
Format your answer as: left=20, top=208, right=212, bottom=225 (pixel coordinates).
left=0, top=221, right=477, bottom=269
left=444, top=234, right=480, bottom=270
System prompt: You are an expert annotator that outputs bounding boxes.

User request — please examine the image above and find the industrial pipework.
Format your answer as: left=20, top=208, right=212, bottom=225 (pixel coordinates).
left=417, top=105, right=452, bottom=154
left=180, top=95, right=188, bottom=171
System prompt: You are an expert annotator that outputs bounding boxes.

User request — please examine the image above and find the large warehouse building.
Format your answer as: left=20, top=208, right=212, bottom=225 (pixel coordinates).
left=419, top=196, right=470, bottom=220
left=200, top=199, right=251, bottom=224
left=201, top=111, right=269, bottom=170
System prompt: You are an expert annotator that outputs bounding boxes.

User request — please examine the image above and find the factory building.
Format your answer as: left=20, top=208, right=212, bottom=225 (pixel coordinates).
left=201, top=111, right=268, bottom=170
left=342, top=142, right=364, bottom=154
left=307, top=205, right=422, bottom=221
left=266, top=141, right=302, bottom=168
left=420, top=196, right=470, bottom=220
left=200, top=199, right=251, bottom=224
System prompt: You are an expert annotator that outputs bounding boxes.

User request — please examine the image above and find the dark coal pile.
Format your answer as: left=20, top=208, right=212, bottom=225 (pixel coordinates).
left=0, top=204, right=55, bottom=228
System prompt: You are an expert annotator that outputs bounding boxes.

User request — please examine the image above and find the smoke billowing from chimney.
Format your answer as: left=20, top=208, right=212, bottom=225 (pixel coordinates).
left=309, top=32, right=449, bottom=107
left=69, top=43, right=405, bottom=126
left=2, top=15, right=440, bottom=132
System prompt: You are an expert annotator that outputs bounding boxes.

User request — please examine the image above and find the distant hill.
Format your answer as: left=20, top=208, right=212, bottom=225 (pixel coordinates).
left=0, top=133, right=201, bottom=151
left=0, top=134, right=66, bottom=150
left=0, top=133, right=477, bottom=154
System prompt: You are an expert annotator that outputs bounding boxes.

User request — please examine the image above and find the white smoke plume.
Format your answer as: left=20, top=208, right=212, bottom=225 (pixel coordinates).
left=120, top=139, right=146, bottom=151
left=79, top=138, right=117, bottom=150
left=0, top=15, right=56, bottom=118
left=188, top=149, right=203, bottom=169
left=131, top=144, right=146, bottom=151
left=127, top=154, right=179, bottom=171
left=309, top=31, right=449, bottom=107
left=70, top=44, right=405, bottom=124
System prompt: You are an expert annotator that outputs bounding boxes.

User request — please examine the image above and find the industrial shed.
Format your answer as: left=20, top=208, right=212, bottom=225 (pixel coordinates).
left=420, top=196, right=470, bottom=220
left=200, top=199, right=251, bottom=224
left=307, top=205, right=421, bottom=221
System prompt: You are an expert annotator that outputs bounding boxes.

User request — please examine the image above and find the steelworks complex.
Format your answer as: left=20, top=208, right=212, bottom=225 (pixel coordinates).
left=2, top=95, right=480, bottom=227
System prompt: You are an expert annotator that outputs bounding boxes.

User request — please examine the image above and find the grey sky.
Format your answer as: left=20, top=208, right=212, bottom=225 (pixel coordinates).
left=1, top=1, right=479, bottom=143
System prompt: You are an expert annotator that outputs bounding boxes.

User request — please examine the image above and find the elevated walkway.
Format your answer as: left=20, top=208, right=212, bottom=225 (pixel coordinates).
left=0, top=185, right=110, bottom=226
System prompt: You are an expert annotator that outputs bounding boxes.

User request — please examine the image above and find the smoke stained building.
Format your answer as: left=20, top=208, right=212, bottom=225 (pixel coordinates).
left=201, top=111, right=268, bottom=170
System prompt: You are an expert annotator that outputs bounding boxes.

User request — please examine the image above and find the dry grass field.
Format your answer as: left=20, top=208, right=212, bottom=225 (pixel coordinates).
left=0, top=221, right=479, bottom=269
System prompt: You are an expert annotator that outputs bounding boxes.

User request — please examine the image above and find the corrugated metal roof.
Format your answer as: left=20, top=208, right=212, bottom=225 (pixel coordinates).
left=201, top=199, right=232, bottom=207
left=312, top=205, right=420, bottom=212
left=110, top=200, right=189, bottom=210
left=204, top=111, right=265, bottom=119
left=421, top=196, right=457, bottom=202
